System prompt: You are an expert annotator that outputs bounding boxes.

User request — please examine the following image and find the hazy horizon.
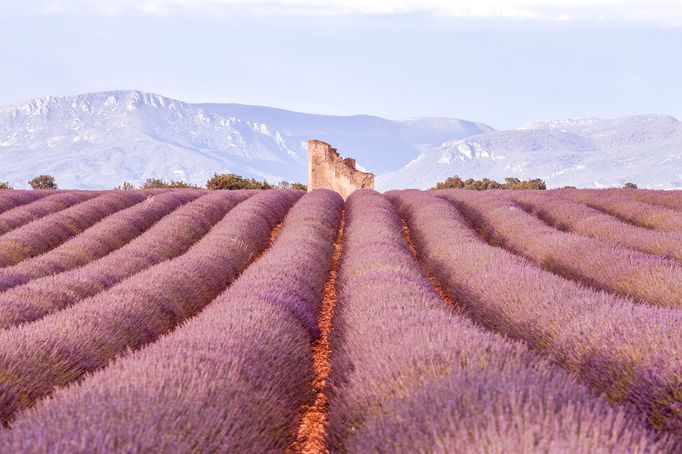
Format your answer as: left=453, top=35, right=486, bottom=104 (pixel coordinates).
left=1, top=1, right=681, bottom=129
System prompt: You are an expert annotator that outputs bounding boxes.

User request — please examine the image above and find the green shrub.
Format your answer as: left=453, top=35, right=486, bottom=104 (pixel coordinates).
left=206, top=173, right=273, bottom=190
left=28, top=175, right=57, bottom=190
left=504, top=177, right=547, bottom=190
left=432, top=175, right=545, bottom=190
left=142, top=178, right=200, bottom=189
left=115, top=182, right=136, bottom=190
left=623, top=182, right=638, bottom=189
left=276, top=181, right=307, bottom=191
left=0, top=182, right=12, bottom=190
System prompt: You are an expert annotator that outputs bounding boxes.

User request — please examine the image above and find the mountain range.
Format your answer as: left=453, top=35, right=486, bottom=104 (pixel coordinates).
left=1, top=90, right=680, bottom=190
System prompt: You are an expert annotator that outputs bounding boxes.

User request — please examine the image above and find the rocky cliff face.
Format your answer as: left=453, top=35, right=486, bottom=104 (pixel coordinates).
left=307, top=140, right=374, bottom=199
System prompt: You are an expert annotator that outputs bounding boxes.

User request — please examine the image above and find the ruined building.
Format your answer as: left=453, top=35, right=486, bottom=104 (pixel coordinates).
left=307, top=140, right=375, bottom=199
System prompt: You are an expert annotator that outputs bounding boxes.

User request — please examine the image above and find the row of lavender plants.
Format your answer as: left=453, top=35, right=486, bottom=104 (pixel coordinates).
left=0, top=191, right=150, bottom=267
left=0, top=190, right=201, bottom=291
left=440, top=189, right=682, bottom=309
left=0, top=189, right=299, bottom=424
left=0, top=191, right=100, bottom=235
left=554, top=188, right=682, bottom=232
left=622, top=189, right=682, bottom=212
left=0, top=190, right=249, bottom=329
left=0, top=189, right=343, bottom=453
left=0, top=190, right=53, bottom=213
left=510, top=191, right=682, bottom=262
left=325, top=190, right=672, bottom=452
left=390, top=189, right=682, bottom=436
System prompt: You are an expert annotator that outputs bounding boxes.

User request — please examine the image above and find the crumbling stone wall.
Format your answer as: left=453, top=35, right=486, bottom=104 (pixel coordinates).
left=307, top=140, right=374, bottom=199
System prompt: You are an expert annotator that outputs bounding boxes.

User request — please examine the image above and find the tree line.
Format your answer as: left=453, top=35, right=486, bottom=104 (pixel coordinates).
left=432, top=176, right=547, bottom=190
left=431, top=176, right=639, bottom=191
left=0, top=174, right=307, bottom=191
left=0, top=174, right=641, bottom=191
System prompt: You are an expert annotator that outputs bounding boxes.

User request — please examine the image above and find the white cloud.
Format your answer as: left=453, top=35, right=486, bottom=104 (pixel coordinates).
left=5, top=0, right=682, bottom=24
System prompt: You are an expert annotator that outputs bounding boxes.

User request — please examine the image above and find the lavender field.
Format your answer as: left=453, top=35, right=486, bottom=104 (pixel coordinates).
left=0, top=187, right=680, bottom=453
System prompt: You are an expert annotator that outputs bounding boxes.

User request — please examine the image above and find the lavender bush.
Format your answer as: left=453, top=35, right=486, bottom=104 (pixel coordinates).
left=0, top=190, right=200, bottom=292
left=0, top=190, right=53, bottom=214
left=623, top=189, right=682, bottom=212
left=0, top=190, right=250, bottom=328
left=0, top=189, right=342, bottom=453
left=440, top=189, right=682, bottom=309
left=0, top=186, right=677, bottom=450
left=324, top=190, right=673, bottom=452
left=555, top=188, right=682, bottom=232
left=0, top=191, right=149, bottom=267
left=0, top=189, right=299, bottom=424
left=390, top=189, right=682, bottom=436
left=511, top=191, right=682, bottom=261
left=0, top=191, right=99, bottom=235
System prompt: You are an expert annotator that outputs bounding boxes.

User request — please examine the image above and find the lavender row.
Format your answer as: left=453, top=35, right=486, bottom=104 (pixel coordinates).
left=0, top=190, right=249, bottom=329
left=623, top=189, right=682, bottom=212
left=0, top=191, right=99, bottom=236
left=0, top=189, right=342, bottom=452
left=0, top=190, right=201, bottom=292
left=440, top=189, right=682, bottom=309
left=0, top=191, right=150, bottom=267
left=0, top=189, right=299, bottom=424
left=325, top=190, right=672, bottom=452
left=554, top=188, right=682, bottom=232
left=578, top=188, right=682, bottom=213
left=390, top=189, right=682, bottom=436
left=0, top=190, right=52, bottom=214
left=511, top=191, right=682, bottom=262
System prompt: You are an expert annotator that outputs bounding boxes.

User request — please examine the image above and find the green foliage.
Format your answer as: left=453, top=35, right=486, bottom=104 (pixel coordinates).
left=432, top=175, right=546, bottom=191
left=206, top=173, right=274, bottom=190
left=0, top=182, right=12, bottom=190
left=142, top=178, right=200, bottom=189
left=115, top=182, right=136, bottom=190
left=623, top=182, right=638, bottom=189
left=276, top=180, right=307, bottom=191
left=116, top=174, right=306, bottom=192
left=28, top=175, right=57, bottom=190
left=503, top=177, right=547, bottom=190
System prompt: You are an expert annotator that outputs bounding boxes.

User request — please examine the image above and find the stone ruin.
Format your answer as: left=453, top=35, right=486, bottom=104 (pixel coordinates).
left=307, top=140, right=375, bottom=200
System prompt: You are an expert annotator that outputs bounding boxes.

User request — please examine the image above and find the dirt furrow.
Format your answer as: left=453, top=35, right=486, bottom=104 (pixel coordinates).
left=290, top=210, right=345, bottom=454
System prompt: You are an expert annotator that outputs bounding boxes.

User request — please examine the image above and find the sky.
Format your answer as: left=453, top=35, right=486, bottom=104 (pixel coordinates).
left=0, top=0, right=681, bottom=129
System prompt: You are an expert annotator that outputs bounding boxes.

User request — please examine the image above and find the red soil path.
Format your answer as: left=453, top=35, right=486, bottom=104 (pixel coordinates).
left=290, top=211, right=345, bottom=454
left=401, top=219, right=457, bottom=307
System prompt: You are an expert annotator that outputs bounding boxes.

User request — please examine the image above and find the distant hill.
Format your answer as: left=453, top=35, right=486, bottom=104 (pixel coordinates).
left=0, top=91, right=491, bottom=189
left=1, top=91, right=680, bottom=190
left=378, top=114, right=682, bottom=190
